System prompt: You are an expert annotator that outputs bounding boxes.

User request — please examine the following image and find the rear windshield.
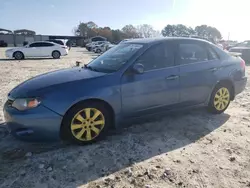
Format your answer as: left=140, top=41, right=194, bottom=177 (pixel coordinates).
left=87, top=43, right=143, bottom=73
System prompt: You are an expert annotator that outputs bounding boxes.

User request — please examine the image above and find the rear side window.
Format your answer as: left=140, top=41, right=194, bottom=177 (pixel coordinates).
left=30, top=42, right=54, bottom=47
left=178, top=43, right=208, bottom=65
left=137, top=42, right=175, bottom=71
left=41, top=42, right=54, bottom=47
left=207, top=47, right=219, bottom=60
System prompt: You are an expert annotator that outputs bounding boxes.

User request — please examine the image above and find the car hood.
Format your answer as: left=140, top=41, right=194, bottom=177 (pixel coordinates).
left=9, top=67, right=107, bottom=98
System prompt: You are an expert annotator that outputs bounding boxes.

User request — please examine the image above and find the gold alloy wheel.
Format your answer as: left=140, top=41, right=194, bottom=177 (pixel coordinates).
left=70, top=108, right=105, bottom=141
left=213, top=87, right=230, bottom=111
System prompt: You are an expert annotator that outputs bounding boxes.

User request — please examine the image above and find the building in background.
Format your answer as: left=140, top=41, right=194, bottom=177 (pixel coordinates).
left=0, top=28, right=86, bottom=47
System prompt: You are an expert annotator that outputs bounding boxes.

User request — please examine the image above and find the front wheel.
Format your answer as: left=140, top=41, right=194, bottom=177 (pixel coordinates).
left=61, top=101, right=112, bottom=144
left=208, top=84, right=232, bottom=114
left=14, top=51, right=24, bottom=60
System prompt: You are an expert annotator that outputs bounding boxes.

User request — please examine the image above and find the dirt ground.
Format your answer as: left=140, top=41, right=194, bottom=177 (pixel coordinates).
left=0, top=47, right=250, bottom=188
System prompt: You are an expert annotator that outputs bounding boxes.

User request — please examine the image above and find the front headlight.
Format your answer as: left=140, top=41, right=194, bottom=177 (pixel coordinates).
left=12, top=98, right=41, bottom=111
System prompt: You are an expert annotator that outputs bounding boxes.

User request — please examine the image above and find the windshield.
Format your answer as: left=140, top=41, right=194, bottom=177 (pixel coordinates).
left=86, top=43, right=143, bottom=73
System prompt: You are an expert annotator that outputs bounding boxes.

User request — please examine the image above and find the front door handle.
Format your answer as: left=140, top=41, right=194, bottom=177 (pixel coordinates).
left=166, top=75, right=179, bottom=80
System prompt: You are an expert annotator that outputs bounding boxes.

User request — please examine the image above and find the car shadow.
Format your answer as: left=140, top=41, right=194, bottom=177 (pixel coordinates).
left=0, top=108, right=230, bottom=187
left=0, top=58, right=57, bottom=62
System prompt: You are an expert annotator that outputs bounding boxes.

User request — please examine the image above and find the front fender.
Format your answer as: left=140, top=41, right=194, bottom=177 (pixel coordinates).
left=41, top=76, right=122, bottom=117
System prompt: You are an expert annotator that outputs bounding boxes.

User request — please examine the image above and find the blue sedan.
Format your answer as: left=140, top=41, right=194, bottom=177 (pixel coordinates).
left=3, top=38, right=247, bottom=144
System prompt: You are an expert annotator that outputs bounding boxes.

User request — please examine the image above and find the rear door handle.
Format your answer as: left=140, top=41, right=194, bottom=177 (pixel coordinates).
left=166, top=75, right=179, bottom=80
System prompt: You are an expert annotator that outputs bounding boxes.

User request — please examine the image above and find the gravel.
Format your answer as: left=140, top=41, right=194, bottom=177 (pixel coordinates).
left=0, top=48, right=250, bottom=188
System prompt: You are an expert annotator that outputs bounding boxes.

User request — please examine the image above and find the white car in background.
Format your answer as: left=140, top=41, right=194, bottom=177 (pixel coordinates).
left=86, top=41, right=109, bottom=51
left=93, top=42, right=111, bottom=53
left=5, top=41, right=68, bottom=60
left=105, top=43, right=116, bottom=51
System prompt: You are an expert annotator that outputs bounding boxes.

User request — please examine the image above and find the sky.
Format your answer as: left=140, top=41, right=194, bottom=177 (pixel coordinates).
left=0, top=0, right=249, bottom=41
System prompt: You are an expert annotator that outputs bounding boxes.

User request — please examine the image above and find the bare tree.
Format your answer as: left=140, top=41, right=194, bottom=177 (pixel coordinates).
left=121, top=25, right=139, bottom=38
left=136, top=24, right=156, bottom=38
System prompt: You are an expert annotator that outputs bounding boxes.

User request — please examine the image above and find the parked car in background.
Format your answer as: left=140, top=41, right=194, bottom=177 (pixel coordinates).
left=226, top=40, right=250, bottom=51
left=0, top=40, right=7, bottom=47
left=86, top=42, right=97, bottom=51
left=229, top=46, right=250, bottom=63
left=105, top=43, right=116, bottom=51
left=3, top=37, right=247, bottom=144
left=5, top=41, right=68, bottom=60
left=93, top=42, right=111, bottom=53
left=86, top=41, right=108, bottom=51
left=93, top=43, right=107, bottom=53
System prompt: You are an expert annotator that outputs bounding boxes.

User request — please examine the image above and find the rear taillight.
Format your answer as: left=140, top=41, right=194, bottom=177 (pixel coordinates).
left=240, top=58, right=245, bottom=70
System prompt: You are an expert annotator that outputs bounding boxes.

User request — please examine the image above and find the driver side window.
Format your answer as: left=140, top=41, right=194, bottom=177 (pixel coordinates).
left=136, top=43, right=174, bottom=71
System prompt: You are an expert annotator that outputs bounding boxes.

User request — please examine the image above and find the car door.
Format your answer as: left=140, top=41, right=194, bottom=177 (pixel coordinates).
left=39, top=42, right=55, bottom=56
left=121, top=42, right=180, bottom=117
left=177, top=40, right=219, bottom=106
left=24, top=42, right=42, bottom=57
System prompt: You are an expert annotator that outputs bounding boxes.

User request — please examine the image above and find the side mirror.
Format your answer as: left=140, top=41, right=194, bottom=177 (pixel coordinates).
left=132, top=63, right=144, bottom=74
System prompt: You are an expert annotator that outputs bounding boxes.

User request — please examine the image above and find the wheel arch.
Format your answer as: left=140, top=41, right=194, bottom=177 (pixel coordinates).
left=212, top=79, right=235, bottom=101
left=52, top=50, right=61, bottom=56
left=13, top=51, right=24, bottom=58
left=60, top=98, right=115, bottom=139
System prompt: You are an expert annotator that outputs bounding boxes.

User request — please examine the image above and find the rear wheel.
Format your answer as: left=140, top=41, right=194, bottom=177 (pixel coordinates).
left=52, top=51, right=61, bottom=59
left=208, top=84, right=232, bottom=114
left=13, top=51, right=24, bottom=60
left=61, top=101, right=112, bottom=144
left=96, top=49, right=101, bottom=53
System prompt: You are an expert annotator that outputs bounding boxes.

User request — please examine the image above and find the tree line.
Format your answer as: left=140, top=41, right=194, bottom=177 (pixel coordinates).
left=74, top=21, right=222, bottom=43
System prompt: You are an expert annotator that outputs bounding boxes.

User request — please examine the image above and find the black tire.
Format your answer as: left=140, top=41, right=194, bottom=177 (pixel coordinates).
left=52, top=51, right=61, bottom=59
left=208, top=83, right=232, bottom=114
left=96, top=49, right=101, bottom=53
left=61, top=101, right=112, bottom=145
left=13, top=51, right=24, bottom=60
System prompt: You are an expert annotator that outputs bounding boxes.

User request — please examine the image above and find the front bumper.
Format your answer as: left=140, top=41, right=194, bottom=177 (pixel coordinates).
left=3, top=102, right=63, bottom=141
left=234, top=77, right=247, bottom=95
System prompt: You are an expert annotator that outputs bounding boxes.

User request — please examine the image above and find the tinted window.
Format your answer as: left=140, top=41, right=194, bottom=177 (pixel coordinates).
left=179, top=43, right=208, bottom=65
left=137, top=43, right=174, bottom=71
left=30, top=42, right=54, bottom=47
left=207, top=47, right=219, bottom=60
left=42, top=42, right=54, bottom=47
left=29, top=42, right=41, bottom=47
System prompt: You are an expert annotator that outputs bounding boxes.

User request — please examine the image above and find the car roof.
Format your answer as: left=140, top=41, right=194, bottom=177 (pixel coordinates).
left=29, top=41, right=60, bottom=45
left=31, top=41, right=55, bottom=44
left=125, top=37, right=211, bottom=45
